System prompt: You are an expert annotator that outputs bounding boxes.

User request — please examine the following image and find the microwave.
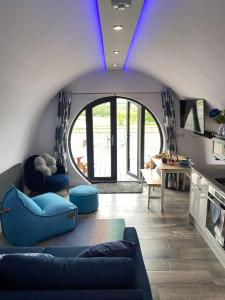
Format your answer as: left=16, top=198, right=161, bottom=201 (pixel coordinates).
left=212, top=138, right=225, bottom=160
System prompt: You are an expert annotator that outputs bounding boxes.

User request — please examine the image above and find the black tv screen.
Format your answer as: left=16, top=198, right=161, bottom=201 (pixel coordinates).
left=180, top=99, right=205, bottom=134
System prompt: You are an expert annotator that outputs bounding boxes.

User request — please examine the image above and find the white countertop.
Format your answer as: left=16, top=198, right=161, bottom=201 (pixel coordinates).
left=193, top=164, right=225, bottom=195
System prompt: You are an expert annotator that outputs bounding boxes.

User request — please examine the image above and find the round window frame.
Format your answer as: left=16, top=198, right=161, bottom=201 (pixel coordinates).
left=68, top=96, right=164, bottom=179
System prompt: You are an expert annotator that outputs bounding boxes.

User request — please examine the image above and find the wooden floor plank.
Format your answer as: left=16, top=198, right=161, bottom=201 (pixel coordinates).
left=148, top=270, right=214, bottom=285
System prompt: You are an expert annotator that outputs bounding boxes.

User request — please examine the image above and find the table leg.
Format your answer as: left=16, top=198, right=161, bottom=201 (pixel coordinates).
left=148, top=186, right=150, bottom=209
left=176, top=173, right=179, bottom=190
left=161, top=171, right=166, bottom=211
left=182, top=173, right=186, bottom=191
left=141, top=172, right=144, bottom=192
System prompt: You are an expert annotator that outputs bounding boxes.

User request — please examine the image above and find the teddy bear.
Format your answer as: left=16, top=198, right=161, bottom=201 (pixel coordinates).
left=34, top=153, right=57, bottom=176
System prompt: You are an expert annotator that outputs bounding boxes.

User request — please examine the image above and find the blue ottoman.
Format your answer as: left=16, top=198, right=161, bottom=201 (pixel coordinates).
left=69, top=185, right=99, bottom=214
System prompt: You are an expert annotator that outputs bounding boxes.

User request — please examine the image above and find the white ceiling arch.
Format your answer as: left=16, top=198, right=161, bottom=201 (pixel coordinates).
left=125, top=0, right=225, bottom=106
left=1, top=0, right=225, bottom=172
left=0, top=0, right=105, bottom=172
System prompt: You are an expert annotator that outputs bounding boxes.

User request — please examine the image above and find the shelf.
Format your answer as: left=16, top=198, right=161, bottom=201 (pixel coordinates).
left=214, top=134, right=225, bottom=140
left=194, top=130, right=215, bottom=139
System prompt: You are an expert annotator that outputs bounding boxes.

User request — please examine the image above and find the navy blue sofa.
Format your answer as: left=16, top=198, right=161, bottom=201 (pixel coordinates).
left=0, top=227, right=152, bottom=300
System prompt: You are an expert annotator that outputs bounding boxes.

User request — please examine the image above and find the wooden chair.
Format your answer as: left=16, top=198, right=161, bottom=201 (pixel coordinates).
left=141, top=169, right=161, bottom=209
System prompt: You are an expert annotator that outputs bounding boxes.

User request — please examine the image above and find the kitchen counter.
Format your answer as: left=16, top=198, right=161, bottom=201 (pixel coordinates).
left=189, top=164, right=225, bottom=269
left=193, top=164, right=225, bottom=195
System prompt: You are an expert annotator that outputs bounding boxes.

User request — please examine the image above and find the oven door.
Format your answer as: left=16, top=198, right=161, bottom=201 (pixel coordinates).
left=206, top=192, right=225, bottom=248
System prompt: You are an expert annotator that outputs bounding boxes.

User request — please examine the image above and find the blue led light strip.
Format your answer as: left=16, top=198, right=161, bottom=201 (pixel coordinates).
left=123, top=0, right=148, bottom=70
left=95, top=0, right=107, bottom=70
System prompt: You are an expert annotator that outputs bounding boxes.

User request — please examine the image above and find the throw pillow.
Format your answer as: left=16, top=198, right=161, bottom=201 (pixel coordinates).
left=34, top=153, right=57, bottom=176
left=78, top=240, right=137, bottom=258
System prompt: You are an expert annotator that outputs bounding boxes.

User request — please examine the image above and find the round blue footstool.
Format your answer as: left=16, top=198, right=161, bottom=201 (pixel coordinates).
left=69, top=185, right=99, bottom=214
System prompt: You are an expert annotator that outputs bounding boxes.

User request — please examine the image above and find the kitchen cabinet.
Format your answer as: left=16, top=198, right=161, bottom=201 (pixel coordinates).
left=189, top=169, right=209, bottom=230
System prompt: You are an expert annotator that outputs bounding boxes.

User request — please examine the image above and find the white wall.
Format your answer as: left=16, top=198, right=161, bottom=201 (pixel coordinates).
left=32, top=69, right=224, bottom=186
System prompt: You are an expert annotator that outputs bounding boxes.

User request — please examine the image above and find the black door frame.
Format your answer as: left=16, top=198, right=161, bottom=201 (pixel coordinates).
left=126, top=101, right=142, bottom=179
left=86, top=97, right=117, bottom=183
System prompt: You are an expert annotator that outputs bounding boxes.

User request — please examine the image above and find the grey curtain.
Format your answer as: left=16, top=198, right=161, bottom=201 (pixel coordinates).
left=161, top=88, right=178, bottom=188
left=54, top=90, right=72, bottom=172
left=161, top=88, right=178, bottom=154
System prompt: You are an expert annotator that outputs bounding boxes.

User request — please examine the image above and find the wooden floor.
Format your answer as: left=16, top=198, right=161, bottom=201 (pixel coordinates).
left=80, top=185, right=225, bottom=300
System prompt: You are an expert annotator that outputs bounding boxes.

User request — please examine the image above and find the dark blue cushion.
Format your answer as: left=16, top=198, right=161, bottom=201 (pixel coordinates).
left=78, top=240, right=137, bottom=258
left=0, top=255, right=135, bottom=290
left=45, top=173, right=69, bottom=185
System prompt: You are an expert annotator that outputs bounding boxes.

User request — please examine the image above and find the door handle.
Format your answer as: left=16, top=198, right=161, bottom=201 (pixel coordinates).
left=111, top=135, right=114, bottom=146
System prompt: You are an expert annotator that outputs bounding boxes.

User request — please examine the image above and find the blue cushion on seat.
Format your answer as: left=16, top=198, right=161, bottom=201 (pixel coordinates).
left=32, top=193, right=75, bottom=216
left=45, top=174, right=69, bottom=185
left=78, top=240, right=137, bottom=258
left=0, top=255, right=135, bottom=290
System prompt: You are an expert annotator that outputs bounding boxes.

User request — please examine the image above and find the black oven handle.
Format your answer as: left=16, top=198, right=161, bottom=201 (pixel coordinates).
left=207, top=195, right=225, bottom=210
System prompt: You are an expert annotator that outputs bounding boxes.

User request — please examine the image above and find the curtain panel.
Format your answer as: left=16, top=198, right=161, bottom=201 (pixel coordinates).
left=161, top=88, right=178, bottom=154
left=54, top=91, right=72, bottom=172
left=161, top=88, right=178, bottom=188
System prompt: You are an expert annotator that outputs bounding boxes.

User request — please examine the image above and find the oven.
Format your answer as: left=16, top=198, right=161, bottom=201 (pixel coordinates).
left=206, top=185, right=225, bottom=249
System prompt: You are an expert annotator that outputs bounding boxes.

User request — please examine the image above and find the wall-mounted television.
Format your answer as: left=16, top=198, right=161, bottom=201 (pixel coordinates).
left=180, top=99, right=205, bottom=134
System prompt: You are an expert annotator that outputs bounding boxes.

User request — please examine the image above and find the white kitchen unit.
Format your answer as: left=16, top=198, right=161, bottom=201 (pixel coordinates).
left=189, top=168, right=209, bottom=230
left=189, top=166, right=225, bottom=268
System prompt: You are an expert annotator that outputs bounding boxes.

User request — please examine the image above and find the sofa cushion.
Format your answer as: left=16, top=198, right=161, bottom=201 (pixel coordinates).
left=78, top=240, right=137, bottom=258
left=45, top=173, right=69, bottom=185
left=32, top=193, right=75, bottom=215
left=0, top=255, right=135, bottom=290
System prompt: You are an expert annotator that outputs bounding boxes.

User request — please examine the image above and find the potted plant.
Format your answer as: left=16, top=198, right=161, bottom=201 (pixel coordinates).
left=209, top=109, right=225, bottom=137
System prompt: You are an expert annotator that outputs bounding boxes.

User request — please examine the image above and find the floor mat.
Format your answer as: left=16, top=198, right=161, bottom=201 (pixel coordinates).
left=96, top=181, right=142, bottom=194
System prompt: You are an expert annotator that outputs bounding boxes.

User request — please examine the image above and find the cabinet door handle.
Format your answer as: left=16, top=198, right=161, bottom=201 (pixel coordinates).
left=192, top=183, right=202, bottom=191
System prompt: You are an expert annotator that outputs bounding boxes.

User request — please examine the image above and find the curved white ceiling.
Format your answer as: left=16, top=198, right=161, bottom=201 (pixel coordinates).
left=0, top=0, right=105, bottom=172
left=1, top=0, right=225, bottom=171
left=125, top=0, right=225, bottom=106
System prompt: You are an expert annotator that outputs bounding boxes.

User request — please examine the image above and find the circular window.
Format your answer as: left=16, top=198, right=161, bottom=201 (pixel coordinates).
left=69, top=97, right=163, bottom=182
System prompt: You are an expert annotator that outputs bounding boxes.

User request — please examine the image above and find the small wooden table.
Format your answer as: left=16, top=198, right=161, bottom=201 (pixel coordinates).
left=151, top=157, right=191, bottom=211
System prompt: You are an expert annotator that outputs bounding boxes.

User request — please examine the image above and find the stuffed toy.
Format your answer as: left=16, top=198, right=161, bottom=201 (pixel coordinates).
left=34, top=153, right=57, bottom=176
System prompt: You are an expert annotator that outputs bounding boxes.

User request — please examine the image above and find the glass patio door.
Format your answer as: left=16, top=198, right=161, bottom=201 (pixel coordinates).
left=126, top=102, right=141, bottom=178
left=87, top=98, right=117, bottom=182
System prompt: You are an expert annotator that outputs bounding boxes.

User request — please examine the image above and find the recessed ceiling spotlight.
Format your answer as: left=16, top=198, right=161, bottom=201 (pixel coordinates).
left=113, top=25, right=124, bottom=31
left=112, top=64, right=118, bottom=67
left=113, top=50, right=120, bottom=54
left=111, top=0, right=132, bottom=10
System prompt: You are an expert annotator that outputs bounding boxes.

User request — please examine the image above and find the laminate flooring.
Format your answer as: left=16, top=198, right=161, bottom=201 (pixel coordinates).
left=79, top=185, right=225, bottom=300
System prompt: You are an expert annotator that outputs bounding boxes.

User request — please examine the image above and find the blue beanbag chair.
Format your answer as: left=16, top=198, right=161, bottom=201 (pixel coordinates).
left=1, top=187, right=78, bottom=246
